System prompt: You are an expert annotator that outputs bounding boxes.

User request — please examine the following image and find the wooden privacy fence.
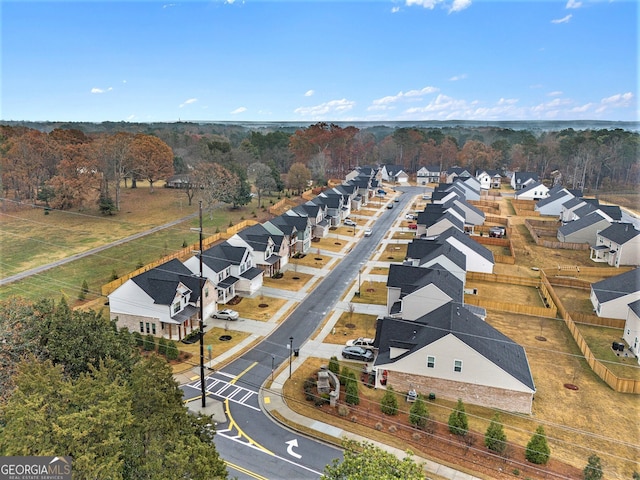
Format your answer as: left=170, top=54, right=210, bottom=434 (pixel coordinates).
left=541, top=269, right=640, bottom=394
left=464, top=295, right=556, bottom=317
left=101, top=219, right=259, bottom=296
left=464, top=271, right=557, bottom=317
left=473, top=235, right=515, bottom=264
left=524, top=220, right=590, bottom=250
left=569, top=312, right=626, bottom=329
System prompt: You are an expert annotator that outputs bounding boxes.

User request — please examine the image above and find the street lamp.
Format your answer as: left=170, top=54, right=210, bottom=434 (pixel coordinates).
left=271, top=355, right=275, bottom=382
left=289, top=336, right=294, bottom=379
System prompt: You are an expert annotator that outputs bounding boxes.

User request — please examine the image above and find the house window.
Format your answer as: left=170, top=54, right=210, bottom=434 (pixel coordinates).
left=454, top=360, right=462, bottom=372
left=139, top=322, right=144, bottom=333
left=172, top=303, right=180, bottom=315
left=145, top=322, right=150, bottom=334
left=427, top=356, right=435, bottom=368
left=205, top=287, right=209, bottom=298
left=152, top=323, right=156, bottom=335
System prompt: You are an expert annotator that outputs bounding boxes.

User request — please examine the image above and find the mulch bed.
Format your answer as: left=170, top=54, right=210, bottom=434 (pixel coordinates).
left=307, top=387, right=582, bottom=480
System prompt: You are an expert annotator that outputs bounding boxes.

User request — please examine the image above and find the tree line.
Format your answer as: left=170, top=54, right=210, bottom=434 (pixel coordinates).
left=1, top=122, right=638, bottom=215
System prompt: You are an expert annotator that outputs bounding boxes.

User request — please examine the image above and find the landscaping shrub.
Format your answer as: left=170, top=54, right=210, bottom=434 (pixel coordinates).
left=380, top=386, right=398, bottom=415
left=448, top=398, right=469, bottom=436
left=337, top=405, right=350, bottom=417
left=345, top=377, right=359, bottom=406
left=485, top=412, right=508, bottom=454
left=525, top=425, right=550, bottom=465
left=132, top=331, right=143, bottom=347
left=409, top=394, right=429, bottom=429
left=166, top=340, right=179, bottom=361
left=328, top=356, right=340, bottom=375
left=143, top=334, right=156, bottom=352
left=157, top=337, right=168, bottom=356
left=583, top=454, right=603, bottom=480
left=388, top=425, right=397, bottom=433
left=375, top=422, right=383, bottom=431
left=303, top=376, right=317, bottom=402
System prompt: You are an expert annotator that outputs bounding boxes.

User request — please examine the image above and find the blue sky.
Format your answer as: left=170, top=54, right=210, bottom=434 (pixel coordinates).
left=2, top=0, right=637, bottom=122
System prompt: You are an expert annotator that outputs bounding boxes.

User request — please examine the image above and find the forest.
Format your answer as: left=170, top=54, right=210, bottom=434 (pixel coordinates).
left=1, top=121, right=638, bottom=214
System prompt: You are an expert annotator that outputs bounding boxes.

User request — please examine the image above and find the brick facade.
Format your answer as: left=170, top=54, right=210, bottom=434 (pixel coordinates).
left=387, top=370, right=533, bottom=414
left=112, top=312, right=199, bottom=341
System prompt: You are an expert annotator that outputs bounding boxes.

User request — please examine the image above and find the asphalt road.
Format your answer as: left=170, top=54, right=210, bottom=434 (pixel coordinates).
left=183, top=186, right=425, bottom=479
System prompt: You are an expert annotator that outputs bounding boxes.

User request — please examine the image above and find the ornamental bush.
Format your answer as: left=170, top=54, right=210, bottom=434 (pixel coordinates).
left=409, top=394, right=429, bottom=429
left=448, top=398, right=468, bottom=436
left=380, top=386, right=398, bottom=415
left=484, top=412, right=508, bottom=454
left=525, top=425, right=550, bottom=465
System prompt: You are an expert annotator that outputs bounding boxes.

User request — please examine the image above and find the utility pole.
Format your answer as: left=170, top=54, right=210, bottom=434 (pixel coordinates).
left=198, top=200, right=206, bottom=408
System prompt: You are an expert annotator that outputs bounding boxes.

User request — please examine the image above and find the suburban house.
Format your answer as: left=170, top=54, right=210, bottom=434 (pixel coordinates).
left=165, top=173, right=192, bottom=189
left=290, top=202, right=330, bottom=239
left=444, top=167, right=472, bottom=184
left=194, top=242, right=263, bottom=295
left=559, top=197, right=600, bottom=223
left=405, top=240, right=467, bottom=283
left=623, top=300, right=640, bottom=364
left=385, top=264, right=463, bottom=319
left=438, top=227, right=495, bottom=273
left=514, top=181, right=549, bottom=201
left=381, top=164, right=410, bottom=184
left=266, top=213, right=313, bottom=255
left=184, top=246, right=238, bottom=305
left=417, top=165, right=441, bottom=185
left=344, top=175, right=373, bottom=206
left=442, top=197, right=485, bottom=227
left=227, top=224, right=286, bottom=277
left=590, top=223, right=640, bottom=267
left=535, top=186, right=575, bottom=216
left=510, top=172, right=539, bottom=191
left=416, top=204, right=465, bottom=238
left=108, top=258, right=217, bottom=340
left=475, top=169, right=502, bottom=190
left=372, top=302, right=536, bottom=413
left=557, top=210, right=613, bottom=246
left=590, top=268, right=640, bottom=319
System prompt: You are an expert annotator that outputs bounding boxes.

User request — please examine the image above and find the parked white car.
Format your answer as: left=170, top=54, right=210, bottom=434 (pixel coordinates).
left=211, top=309, right=239, bottom=321
left=346, top=337, right=375, bottom=349
left=344, top=219, right=356, bottom=226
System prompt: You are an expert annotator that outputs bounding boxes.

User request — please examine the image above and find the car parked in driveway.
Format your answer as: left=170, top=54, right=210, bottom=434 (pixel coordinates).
left=408, top=223, right=417, bottom=230
left=341, top=346, right=374, bottom=362
left=344, top=219, right=356, bottom=226
left=211, top=309, right=239, bottom=321
left=346, top=337, right=375, bottom=348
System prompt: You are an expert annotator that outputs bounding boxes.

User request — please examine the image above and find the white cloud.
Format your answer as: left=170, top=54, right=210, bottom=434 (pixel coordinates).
left=547, top=91, right=563, bottom=97
left=294, top=98, right=355, bottom=117
left=391, top=6, right=400, bottom=13
left=531, top=97, right=572, bottom=113
left=600, top=92, right=634, bottom=107
left=566, top=0, right=582, bottom=9
left=91, top=87, right=112, bottom=94
left=179, top=98, right=198, bottom=108
left=371, top=86, right=439, bottom=107
left=162, top=3, right=176, bottom=8
left=449, top=0, right=471, bottom=13
left=551, top=14, right=572, bottom=24
left=231, top=106, right=247, bottom=114
left=304, top=90, right=315, bottom=97
left=449, top=74, right=467, bottom=81
left=405, top=0, right=471, bottom=12
left=570, top=103, right=593, bottom=113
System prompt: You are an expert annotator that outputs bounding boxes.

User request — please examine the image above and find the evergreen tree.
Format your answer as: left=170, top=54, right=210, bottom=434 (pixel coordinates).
left=345, top=371, right=359, bottom=406
left=157, top=337, right=168, bottom=356
left=525, top=425, right=551, bottom=465
left=448, top=398, right=469, bottom=436
left=327, top=356, right=340, bottom=376
left=166, top=340, right=179, bottom=361
left=409, top=394, right=429, bottom=429
left=143, top=334, right=156, bottom=352
left=583, top=454, right=603, bottom=480
left=484, top=412, right=508, bottom=454
left=380, top=385, right=398, bottom=415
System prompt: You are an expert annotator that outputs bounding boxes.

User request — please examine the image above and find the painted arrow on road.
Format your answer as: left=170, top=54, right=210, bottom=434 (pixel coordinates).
left=285, top=439, right=301, bottom=459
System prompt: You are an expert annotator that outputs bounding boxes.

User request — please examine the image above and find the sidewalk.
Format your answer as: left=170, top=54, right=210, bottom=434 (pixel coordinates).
left=177, top=194, right=482, bottom=480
